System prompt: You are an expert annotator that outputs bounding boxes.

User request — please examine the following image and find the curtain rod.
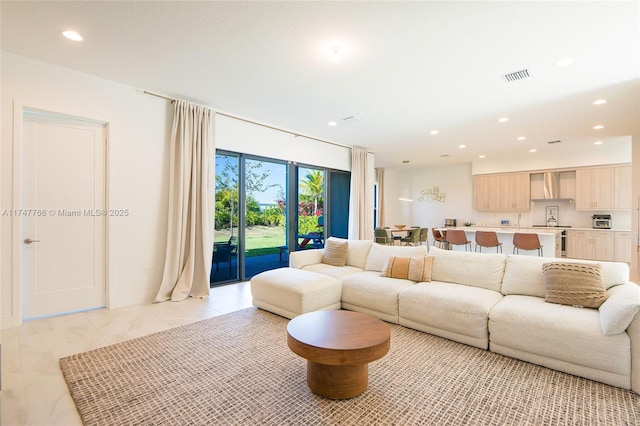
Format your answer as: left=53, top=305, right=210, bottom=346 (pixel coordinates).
left=142, top=90, right=370, bottom=152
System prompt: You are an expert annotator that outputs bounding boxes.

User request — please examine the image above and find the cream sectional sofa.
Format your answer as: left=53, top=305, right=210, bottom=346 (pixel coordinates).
left=254, top=237, right=640, bottom=394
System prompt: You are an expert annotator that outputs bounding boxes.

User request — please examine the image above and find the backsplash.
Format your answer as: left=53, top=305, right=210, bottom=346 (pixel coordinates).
left=470, top=202, right=631, bottom=230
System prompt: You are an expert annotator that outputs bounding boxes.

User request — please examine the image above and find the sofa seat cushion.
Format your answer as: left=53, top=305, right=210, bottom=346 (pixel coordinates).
left=428, top=247, right=506, bottom=292
left=502, top=255, right=630, bottom=298
left=301, top=263, right=364, bottom=280
left=341, top=271, right=415, bottom=323
left=399, top=282, right=503, bottom=349
left=489, top=295, right=630, bottom=377
left=250, top=268, right=342, bottom=319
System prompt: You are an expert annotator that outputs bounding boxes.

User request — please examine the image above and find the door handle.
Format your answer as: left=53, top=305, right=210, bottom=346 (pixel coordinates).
left=24, top=238, right=40, bottom=244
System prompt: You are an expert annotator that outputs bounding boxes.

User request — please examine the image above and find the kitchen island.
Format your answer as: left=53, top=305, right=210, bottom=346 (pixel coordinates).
left=442, top=226, right=563, bottom=257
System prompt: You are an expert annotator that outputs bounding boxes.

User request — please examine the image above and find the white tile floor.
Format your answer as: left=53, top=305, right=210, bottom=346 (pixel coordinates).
left=1, top=282, right=253, bottom=426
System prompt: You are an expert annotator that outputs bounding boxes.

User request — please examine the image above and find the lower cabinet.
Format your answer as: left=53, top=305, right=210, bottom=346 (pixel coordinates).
left=566, top=230, right=615, bottom=262
left=614, top=231, right=631, bottom=263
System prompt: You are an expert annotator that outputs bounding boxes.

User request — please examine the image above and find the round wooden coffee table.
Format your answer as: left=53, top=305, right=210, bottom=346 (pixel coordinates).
left=287, top=310, right=391, bottom=399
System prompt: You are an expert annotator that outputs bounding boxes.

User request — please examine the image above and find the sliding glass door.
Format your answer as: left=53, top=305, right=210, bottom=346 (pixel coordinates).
left=212, top=153, right=240, bottom=283
left=243, top=158, right=288, bottom=278
left=212, top=150, right=348, bottom=285
left=295, top=167, right=325, bottom=250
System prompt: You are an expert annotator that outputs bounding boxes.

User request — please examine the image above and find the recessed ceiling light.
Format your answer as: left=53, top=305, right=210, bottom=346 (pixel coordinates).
left=479, top=155, right=486, bottom=159
left=326, top=43, right=348, bottom=63
left=458, top=144, right=466, bottom=149
left=593, top=125, right=604, bottom=130
left=498, top=117, right=509, bottom=123
left=554, top=57, right=573, bottom=67
left=593, top=99, right=607, bottom=105
left=517, top=136, right=526, bottom=141
left=594, top=141, right=604, bottom=145
left=328, top=121, right=337, bottom=127
left=62, top=30, right=83, bottom=41
left=430, top=130, right=439, bottom=135
left=529, top=149, right=537, bottom=153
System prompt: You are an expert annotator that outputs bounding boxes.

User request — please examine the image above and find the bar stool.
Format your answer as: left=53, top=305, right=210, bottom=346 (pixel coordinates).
left=475, top=231, right=503, bottom=253
left=446, top=229, right=472, bottom=251
left=432, top=228, right=448, bottom=249
left=513, top=232, right=543, bottom=256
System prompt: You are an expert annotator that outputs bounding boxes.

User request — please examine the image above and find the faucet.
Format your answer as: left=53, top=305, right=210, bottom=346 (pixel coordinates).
left=517, top=213, right=521, bottom=229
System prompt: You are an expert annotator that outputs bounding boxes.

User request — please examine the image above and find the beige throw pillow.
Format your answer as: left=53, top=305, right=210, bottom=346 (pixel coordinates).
left=321, top=238, right=348, bottom=266
left=381, top=256, right=433, bottom=282
left=542, top=262, right=608, bottom=308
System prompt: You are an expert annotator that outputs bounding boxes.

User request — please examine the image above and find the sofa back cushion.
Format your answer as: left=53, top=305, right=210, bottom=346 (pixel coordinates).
left=321, top=237, right=372, bottom=270
left=345, top=239, right=374, bottom=269
left=502, top=255, right=630, bottom=297
left=428, top=247, right=506, bottom=292
left=364, top=244, right=428, bottom=272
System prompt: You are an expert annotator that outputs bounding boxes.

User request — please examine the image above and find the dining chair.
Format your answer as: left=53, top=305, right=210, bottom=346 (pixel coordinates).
left=475, top=231, right=503, bottom=253
left=513, top=232, right=543, bottom=256
left=445, top=229, right=472, bottom=251
left=419, top=227, right=429, bottom=246
left=432, top=228, right=448, bottom=249
left=401, top=228, right=421, bottom=246
left=374, top=227, right=393, bottom=245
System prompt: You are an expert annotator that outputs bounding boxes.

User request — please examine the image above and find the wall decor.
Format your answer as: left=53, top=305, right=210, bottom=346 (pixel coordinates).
left=546, top=206, right=559, bottom=226
left=418, top=187, right=446, bottom=203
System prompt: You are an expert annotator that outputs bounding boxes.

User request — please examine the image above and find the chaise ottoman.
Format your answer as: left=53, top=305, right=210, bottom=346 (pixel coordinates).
left=250, top=268, right=342, bottom=319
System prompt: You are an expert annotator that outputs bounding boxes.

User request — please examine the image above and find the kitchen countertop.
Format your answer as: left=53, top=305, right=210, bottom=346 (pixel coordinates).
left=444, top=226, right=564, bottom=235
left=447, top=226, right=631, bottom=233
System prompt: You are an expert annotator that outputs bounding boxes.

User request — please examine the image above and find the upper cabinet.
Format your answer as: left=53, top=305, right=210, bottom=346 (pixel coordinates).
left=500, top=173, right=530, bottom=211
left=474, top=174, right=501, bottom=211
left=474, top=172, right=530, bottom=212
left=614, top=166, right=631, bottom=209
left=575, top=165, right=630, bottom=210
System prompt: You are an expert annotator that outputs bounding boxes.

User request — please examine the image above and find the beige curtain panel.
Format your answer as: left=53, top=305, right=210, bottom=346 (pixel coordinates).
left=155, top=100, right=215, bottom=302
left=348, top=147, right=375, bottom=240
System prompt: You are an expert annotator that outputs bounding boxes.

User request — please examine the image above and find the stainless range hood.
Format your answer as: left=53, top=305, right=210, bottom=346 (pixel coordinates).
left=531, top=172, right=574, bottom=203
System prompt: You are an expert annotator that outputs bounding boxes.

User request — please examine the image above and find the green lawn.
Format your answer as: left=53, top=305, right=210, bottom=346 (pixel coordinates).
left=214, top=225, right=286, bottom=256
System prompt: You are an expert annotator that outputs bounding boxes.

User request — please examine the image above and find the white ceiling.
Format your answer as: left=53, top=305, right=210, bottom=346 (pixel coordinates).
left=2, top=1, right=639, bottom=169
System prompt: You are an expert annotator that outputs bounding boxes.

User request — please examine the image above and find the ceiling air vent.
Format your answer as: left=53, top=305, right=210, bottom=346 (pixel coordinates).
left=342, top=116, right=360, bottom=123
left=548, top=140, right=561, bottom=144
left=502, top=68, right=531, bottom=83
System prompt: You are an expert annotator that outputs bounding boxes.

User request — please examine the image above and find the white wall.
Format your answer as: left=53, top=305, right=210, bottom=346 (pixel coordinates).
left=383, top=163, right=631, bottom=232
left=382, top=164, right=474, bottom=230
left=1, top=52, right=353, bottom=329
left=471, top=136, right=632, bottom=175
left=1, top=52, right=172, bottom=328
left=216, top=115, right=351, bottom=171
left=633, top=133, right=639, bottom=277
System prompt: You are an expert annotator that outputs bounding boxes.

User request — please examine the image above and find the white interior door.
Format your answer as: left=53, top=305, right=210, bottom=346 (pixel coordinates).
left=22, top=112, right=106, bottom=319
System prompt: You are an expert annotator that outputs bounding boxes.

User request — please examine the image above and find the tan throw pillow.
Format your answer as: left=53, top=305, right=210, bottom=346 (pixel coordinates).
left=381, top=256, right=433, bottom=282
left=542, top=262, right=608, bottom=308
left=321, top=238, right=348, bottom=266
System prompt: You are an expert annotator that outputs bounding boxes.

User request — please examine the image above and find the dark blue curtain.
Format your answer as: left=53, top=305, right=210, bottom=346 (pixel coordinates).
left=328, top=171, right=350, bottom=238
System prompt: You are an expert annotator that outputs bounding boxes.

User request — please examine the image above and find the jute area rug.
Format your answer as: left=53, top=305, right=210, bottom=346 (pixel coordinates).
left=60, top=307, right=640, bottom=425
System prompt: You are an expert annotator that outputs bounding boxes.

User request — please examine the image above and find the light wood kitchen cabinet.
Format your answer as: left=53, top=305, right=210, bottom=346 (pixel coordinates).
left=474, top=172, right=530, bottom=212
left=566, top=229, right=615, bottom=261
left=614, top=166, right=631, bottom=209
left=575, top=167, right=615, bottom=210
left=500, top=173, right=530, bottom=211
left=614, top=231, right=631, bottom=263
left=474, top=174, right=501, bottom=211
